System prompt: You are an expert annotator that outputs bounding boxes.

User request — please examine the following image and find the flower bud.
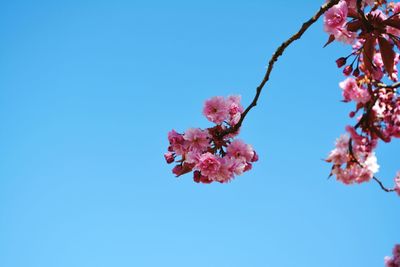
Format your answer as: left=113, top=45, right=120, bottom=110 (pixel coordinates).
left=343, top=65, right=353, bottom=76
left=336, top=57, right=347, bottom=68
left=164, top=152, right=175, bottom=164
left=352, top=68, right=360, bottom=77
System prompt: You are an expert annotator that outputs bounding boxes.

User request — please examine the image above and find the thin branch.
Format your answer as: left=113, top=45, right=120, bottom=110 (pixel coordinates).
left=376, top=81, right=400, bottom=89
left=223, top=0, right=341, bottom=135
left=348, top=138, right=396, bottom=193
left=373, top=176, right=396, bottom=192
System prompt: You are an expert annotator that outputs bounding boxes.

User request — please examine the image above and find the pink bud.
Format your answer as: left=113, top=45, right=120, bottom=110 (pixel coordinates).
left=193, top=171, right=212, bottom=184
left=193, top=171, right=202, bottom=183
left=343, top=65, right=353, bottom=76
left=251, top=151, right=259, bottom=162
left=336, top=57, right=347, bottom=68
left=172, top=165, right=183, bottom=176
left=352, top=68, right=360, bottom=77
left=164, top=152, right=175, bottom=164
left=244, top=163, right=252, bottom=172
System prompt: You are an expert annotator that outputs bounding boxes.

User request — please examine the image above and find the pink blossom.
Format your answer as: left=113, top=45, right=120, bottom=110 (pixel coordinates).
left=227, top=139, right=255, bottom=162
left=195, top=152, right=221, bottom=178
left=364, top=152, right=379, bottom=174
left=327, top=133, right=379, bottom=184
left=324, top=1, right=348, bottom=36
left=339, top=78, right=370, bottom=104
left=168, top=130, right=186, bottom=155
left=385, top=244, right=400, bottom=267
left=335, top=28, right=356, bottom=44
left=212, top=157, right=235, bottom=183
left=184, top=128, right=210, bottom=152
left=395, top=172, right=400, bottom=196
left=203, top=96, right=230, bottom=124
left=227, top=95, right=244, bottom=125
left=372, top=53, right=384, bottom=81
left=184, top=151, right=201, bottom=165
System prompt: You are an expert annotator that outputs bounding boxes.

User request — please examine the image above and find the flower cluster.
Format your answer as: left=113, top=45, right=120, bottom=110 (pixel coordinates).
left=326, top=132, right=379, bottom=184
left=324, top=1, right=400, bottom=190
left=385, top=244, right=400, bottom=267
left=165, top=96, right=258, bottom=184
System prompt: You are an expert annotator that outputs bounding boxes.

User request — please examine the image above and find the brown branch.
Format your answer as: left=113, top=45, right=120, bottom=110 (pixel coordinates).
left=223, top=0, right=341, bottom=135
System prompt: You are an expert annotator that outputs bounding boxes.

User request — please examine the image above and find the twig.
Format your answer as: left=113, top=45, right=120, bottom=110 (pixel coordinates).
left=373, top=176, right=396, bottom=192
left=376, top=81, right=400, bottom=89
left=223, top=0, right=341, bottom=135
left=348, top=138, right=396, bottom=193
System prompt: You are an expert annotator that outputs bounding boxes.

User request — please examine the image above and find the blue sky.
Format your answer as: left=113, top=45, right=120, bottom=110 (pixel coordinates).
left=0, top=1, right=399, bottom=266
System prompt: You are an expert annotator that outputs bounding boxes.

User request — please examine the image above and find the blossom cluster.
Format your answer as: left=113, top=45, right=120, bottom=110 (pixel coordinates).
left=385, top=244, right=400, bottom=267
left=165, top=96, right=258, bottom=184
left=326, top=132, right=379, bottom=184
left=324, top=0, right=400, bottom=190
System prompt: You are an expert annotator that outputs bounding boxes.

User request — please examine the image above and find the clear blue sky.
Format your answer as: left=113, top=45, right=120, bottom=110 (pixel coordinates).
left=1, top=1, right=399, bottom=266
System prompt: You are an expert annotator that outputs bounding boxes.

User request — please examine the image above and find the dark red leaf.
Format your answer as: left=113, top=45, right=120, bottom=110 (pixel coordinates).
left=346, top=20, right=362, bottom=32
left=378, top=37, right=395, bottom=77
left=347, top=9, right=359, bottom=19
left=323, top=34, right=335, bottom=48
left=393, top=38, right=400, bottom=50
left=384, top=18, right=400, bottom=30
left=363, top=37, right=376, bottom=74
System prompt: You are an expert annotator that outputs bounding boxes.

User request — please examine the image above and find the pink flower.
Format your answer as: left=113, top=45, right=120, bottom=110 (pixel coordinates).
left=210, top=157, right=234, bottom=183
left=184, top=128, right=210, bottom=152
left=324, top=1, right=348, bottom=36
left=195, top=152, right=221, bottom=177
left=385, top=244, right=400, bottom=267
left=327, top=133, right=379, bottom=185
left=203, top=96, right=230, bottom=124
left=184, top=151, right=201, bottom=165
left=339, top=78, right=370, bottom=104
left=364, top=152, right=379, bottom=174
left=335, top=28, right=356, bottom=44
left=395, top=172, right=400, bottom=196
left=168, top=130, right=186, bottom=155
left=227, top=95, right=244, bottom=125
left=166, top=95, right=257, bottom=183
left=227, top=139, right=255, bottom=162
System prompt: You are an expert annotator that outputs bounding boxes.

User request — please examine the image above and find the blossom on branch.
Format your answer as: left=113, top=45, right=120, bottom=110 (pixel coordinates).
left=323, top=1, right=400, bottom=194
left=385, top=244, right=400, bottom=267
left=165, top=95, right=257, bottom=183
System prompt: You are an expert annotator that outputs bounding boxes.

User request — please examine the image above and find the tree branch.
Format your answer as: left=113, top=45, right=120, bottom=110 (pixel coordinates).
left=224, top=0, right=341, bottom=135
left=376, top=81, right=400, bottom=89
left=348, top=138, right=396, bottom=193
left=373, top=176, right=396, bottom=192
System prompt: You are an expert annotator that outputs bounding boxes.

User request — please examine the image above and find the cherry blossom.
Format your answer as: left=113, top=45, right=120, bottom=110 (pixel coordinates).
left=167, top=1, right=400, bottom=262
left=166, top=95, right=257, bottom=183
left=385, top=244, right=400, bottom=267
left=395, top=172, right=400, bottom=195
left=203, top=96, right=230, bottom=125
